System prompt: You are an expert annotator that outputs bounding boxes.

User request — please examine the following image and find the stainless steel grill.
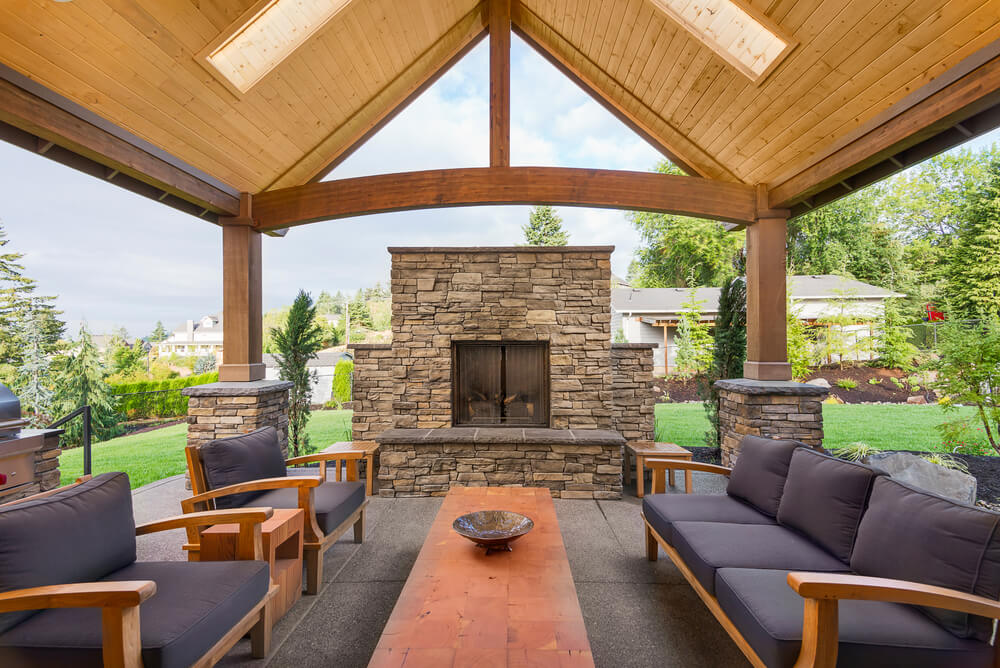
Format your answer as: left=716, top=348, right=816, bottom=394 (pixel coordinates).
left=0, top=383, right=26, bottom=440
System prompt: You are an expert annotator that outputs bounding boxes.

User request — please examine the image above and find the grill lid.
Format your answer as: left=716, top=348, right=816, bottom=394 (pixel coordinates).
left=0, top=383, right=25, bottom=439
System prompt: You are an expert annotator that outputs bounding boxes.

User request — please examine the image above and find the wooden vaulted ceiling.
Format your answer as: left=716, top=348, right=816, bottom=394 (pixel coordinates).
left=2, top=0, right=1000, bottom=221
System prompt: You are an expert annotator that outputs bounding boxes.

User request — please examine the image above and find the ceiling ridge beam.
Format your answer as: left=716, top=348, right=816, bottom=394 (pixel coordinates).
left=511, top=2, right=741, bottom=183
left=264, top=6, right=488, bottom=191
left=252, top=166, right=757, bottom=231
left=489, top=0, right=511, bottom=168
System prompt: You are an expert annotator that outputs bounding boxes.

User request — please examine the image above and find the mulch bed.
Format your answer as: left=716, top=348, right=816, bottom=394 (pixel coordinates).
left=119, top=419, right=185, bottom=436
left=654, top=364, right=934, bottom=404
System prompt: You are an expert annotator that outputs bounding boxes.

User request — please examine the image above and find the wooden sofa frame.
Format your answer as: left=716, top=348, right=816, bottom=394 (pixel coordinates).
left=641, top=459, right=1000, bottom=668
left=0, top=477, right=278, bottom=668
left=184, top=443, right=369, bottom=594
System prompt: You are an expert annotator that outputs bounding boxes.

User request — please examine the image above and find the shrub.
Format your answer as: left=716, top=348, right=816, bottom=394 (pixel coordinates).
left=921, top=452, right=969, bottom=474
left=867, top=377, right=881, bottom=385
left=331, top=359, right=353, bottom=408
left=835, top=378, right=857, bottom=389
left=830, top=442, right=876, bottom=462
left=111, top=372, right=218, bottom=419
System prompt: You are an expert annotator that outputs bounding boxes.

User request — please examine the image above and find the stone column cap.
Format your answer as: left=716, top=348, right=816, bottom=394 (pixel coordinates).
left=182, top=380, right=293, bottom=397
left=714, top=378, right=828, bottom=396
left=611, top=343, right=657, bottom=349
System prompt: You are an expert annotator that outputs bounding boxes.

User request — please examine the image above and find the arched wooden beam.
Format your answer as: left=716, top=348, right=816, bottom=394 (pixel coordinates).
left=251, top=167, right=757, bottom=230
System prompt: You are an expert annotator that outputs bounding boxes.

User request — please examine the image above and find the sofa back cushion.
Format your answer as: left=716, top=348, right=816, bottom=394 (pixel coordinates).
left=726, top=435, right=804, bottom=517
left=777, top=448, right=882, bottom=562
left=852, top=476, right=1000, bottom=642
left=0, top=472, right=137, bottom=633
left=200, top=426, right=286, bottom=509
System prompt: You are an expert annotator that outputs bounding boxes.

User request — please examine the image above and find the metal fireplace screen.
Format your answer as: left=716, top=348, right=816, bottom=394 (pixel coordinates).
left=452, top=342, right=549, bottom=427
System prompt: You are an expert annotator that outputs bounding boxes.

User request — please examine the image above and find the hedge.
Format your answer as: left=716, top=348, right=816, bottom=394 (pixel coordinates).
left=111, top=372, right=218, bottom=419
left=332, top=360, right=353, bottom=407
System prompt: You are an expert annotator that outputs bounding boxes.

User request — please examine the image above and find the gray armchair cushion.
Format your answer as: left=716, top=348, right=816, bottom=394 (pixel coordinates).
left=670, top=522, right=850, bottom=596
left=642, top=494, right=775, bottom=546
left=200, top=427, right=287, bottom=509
left=715, top=567, right=993, bottom=668
left=0, top=472, right=136, bottom=634
left=253, top=480, right=365, bottom=535
left=726, top=435, right=804, bottom=517
left=777, top=448, right=882, bottom=563
left=0, top=560, right=269, bottom=668
left=852, top=477, right=1000, bottom=643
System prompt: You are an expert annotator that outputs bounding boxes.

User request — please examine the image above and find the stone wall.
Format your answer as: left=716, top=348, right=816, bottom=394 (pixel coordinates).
left=376, top=428, right=624, bottom=498
left=349, top=343, right=394, bottom=444
left=715, top=379, right=829, bottom=466
left=611, top=343, right=656, bottom=445
left=389, top=246, right=613, bottom=430
left=0, top=429, right=63, bottom=504
left=183, top=380, right=292, bottom=457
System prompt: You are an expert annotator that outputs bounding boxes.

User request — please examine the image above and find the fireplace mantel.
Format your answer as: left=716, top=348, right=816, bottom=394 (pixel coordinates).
left=377, top=427, right=625, bottom=447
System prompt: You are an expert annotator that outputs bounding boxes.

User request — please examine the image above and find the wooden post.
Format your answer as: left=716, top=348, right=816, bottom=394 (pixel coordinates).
left=662, top=323, right=670, bottom=375
left=744, top=191, right=792, bottom=381
left=220, top=193, right=264, bottom=382
left=489, top=0, right=510, bottom=167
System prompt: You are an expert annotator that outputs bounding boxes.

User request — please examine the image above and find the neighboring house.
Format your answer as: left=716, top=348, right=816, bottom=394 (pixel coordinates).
left=263, top=350, right=353, bottom=404
left=90, top=334, right=119, bottom=354
left=157, top=314, right=224, bottom=357
left=612, top=275, right=903, bottom=375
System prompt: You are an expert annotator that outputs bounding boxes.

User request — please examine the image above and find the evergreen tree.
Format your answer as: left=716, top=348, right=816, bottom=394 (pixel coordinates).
left=786, top=294, right=813, bottom=381
left=872, top=298, right=919, bottom=370
left=108, top=338, right=145, bottom=377
left=57, top=324, right=120, bottom=446
left=271, top=291, right=323, bottom=457
left=348, top=298, right=373, bottom=329
left=701, top=275, right=746, bottom=447
left=315, top=291, right=337, bottom=316
left=673, top=287, right=713, bottom=378
left=149, top=321, right=168, bottom=343
left=522, top=205, right=569, bottom=246
left=946, top=159, right=1000, bottom=319
left=16, top=308, right=55, bottom=425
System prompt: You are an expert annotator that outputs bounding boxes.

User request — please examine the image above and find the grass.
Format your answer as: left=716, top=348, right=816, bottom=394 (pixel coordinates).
left=655, top=403, right=979, bottom=452
left=59, top=410, right=353, bottom=489
left=62, top=404, right=983, bottom=489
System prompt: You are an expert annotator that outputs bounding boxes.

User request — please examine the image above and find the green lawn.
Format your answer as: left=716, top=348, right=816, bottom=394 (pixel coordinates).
left=62, top=404, right=979, bottom=490
left=59, top=410, right=353, bottom=488
left=655, top=402, right=978, bottom=452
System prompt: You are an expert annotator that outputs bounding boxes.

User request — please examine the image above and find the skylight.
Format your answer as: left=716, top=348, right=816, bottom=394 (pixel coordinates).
left=650, top=0, right=795, bottom=83
left=200, top=0, right=353, bottom=94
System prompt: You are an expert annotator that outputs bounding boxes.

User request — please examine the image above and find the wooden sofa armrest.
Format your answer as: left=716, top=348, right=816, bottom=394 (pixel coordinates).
left=645, top=459, right=732, bottom=494
left=145, top=508, right=274, bottom=560
left=0, top=581, right=156, bottom=613
left=181, top=476, right=322, bottom=513
left=787, top=572, right=1000, bottom=668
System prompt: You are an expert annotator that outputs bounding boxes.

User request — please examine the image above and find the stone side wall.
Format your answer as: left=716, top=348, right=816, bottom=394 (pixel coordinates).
left=716, top=379, right=829, bottom=466
left=611, top=343, right=656, bottom=445
left=0, top=430, right=63, bottom=504
left=349, top=343, right=394, bottom=444
left=183, top=381, right=292, bottom=457
left=389, top=246, right=614, bottom=430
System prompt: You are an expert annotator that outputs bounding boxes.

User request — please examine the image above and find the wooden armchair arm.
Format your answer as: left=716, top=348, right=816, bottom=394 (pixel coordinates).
left=286, top=450, right=364, bottom=482
left=148, top=508, right=274, bottom=560
left=645, top=459, right=732, bottom=494
left=181, top=476, right=322, bottom=513
left=787, top=572, right=1000, bottom=668
left=0, top=581, right=156, bottom=613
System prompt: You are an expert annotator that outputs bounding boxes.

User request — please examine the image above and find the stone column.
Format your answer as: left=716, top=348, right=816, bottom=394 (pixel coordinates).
left=715, top=379, right=829, bottom=467
left=611, top=343, right=656, bottom=445
left=348, top=343, right=394, bottom=444
left=182, top=380, right=292, bottom=457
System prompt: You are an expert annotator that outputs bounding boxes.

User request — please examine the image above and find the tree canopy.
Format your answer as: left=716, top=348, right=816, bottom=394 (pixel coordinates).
left=522, top=205, right=569, bottom=246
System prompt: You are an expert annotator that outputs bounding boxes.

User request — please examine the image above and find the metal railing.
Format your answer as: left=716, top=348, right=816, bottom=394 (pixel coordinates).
left=49, top=405, right=91, bottom=476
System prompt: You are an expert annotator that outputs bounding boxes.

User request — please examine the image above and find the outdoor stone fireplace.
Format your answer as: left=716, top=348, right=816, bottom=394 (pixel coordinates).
left=352, top=246, right=655, bottom=499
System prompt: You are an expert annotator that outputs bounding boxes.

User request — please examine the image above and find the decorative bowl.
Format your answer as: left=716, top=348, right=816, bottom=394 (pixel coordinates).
left=452, top=510, right=534, bottom=553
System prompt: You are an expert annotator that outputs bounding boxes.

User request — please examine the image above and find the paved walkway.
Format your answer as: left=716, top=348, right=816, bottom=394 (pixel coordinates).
left=133, top=474, right=748, bottom=668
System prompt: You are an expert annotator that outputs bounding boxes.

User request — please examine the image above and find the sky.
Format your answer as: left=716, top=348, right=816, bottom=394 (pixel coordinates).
left=1, top=35, right=998, bottom=339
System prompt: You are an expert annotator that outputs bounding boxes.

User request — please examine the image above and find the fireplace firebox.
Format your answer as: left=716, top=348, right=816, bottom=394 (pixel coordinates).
left=452, top=341, right=549, bottom=427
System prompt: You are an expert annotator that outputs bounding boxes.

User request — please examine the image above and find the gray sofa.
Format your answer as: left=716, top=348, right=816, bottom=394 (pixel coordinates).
left=642, top=435, right=1000, bottom=668
left=0, top=472, right=274, bottom=667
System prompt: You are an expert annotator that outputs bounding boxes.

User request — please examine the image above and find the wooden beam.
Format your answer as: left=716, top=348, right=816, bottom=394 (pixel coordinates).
left=266, top=8, right=487, bottom=190
left=0, top=66, right=239, bottom=216
left=744, top=214, right=791, bottom=381
left=220, top=194, right=264, bottom=382
left=770, top=46, right=1000, bottom=209
left=511, top=3, right=740, bottom=183
left=489, top=0, right=511, bottom=168
left=252, top=167, right=757, bottom=230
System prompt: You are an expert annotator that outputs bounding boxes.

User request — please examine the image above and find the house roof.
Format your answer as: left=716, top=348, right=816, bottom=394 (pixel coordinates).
left=613, top=275, right=903, bottom=315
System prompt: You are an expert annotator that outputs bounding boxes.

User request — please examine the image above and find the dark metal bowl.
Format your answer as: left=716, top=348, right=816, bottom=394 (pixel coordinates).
left=452, top=510, right=534, bottom=553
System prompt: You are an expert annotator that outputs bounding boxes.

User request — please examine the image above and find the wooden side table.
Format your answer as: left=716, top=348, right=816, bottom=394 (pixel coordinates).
left=198, top=508, right=304, bottom=622
left=624, top=442, right=693, bottom=497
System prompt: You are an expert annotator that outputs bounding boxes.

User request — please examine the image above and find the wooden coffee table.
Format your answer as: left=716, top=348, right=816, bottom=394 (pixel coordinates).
left=197, top=507, right=304, bottom=622
left=624, top=442, right=693, bottom=497
left=369, top=487, right=594, bottom=667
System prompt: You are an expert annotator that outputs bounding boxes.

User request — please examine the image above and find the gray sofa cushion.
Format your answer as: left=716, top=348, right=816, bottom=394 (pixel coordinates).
left=253, top=480, right=365, bottom=535
left=200, top=427, right=287, bottom=509
left=0, top=560, right=270, bottom=668
left=777, top=448, right=882, bottom=563
left=715, top=567, right=993, bottom=668
left=642, top=494, right=775, bottom=546
left=671, top=522, right=850, bottom=596
left=0, top=472, right=136, bottom=634
left=852, top=476, right=1000, bottom=643
left=726, top=435, right=804, bottom=517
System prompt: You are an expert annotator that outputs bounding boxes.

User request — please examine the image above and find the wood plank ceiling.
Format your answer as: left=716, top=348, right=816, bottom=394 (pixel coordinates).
left=1, top=0, right=999, bottom=205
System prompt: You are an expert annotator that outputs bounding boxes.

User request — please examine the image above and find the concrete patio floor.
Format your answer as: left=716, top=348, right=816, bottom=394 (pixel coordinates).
left=133, top=473, right=749, bottom=668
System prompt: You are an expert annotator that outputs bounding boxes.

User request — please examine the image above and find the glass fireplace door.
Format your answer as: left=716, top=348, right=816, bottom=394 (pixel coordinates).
left=453, top=342, right=548, bottom=427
